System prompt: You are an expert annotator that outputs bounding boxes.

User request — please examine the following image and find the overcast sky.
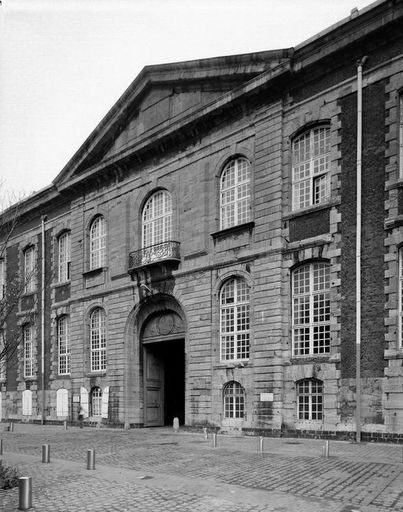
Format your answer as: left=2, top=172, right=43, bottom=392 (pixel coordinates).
left=0, top=0, right=375, bottom=205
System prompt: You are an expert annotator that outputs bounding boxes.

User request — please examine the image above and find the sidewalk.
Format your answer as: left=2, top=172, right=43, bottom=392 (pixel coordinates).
left=0, top=424, right=402, bottom=511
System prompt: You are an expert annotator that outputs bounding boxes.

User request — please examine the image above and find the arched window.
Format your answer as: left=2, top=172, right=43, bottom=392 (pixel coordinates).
left=292, top=125, right=330, bottom=210
left=90, top=308, right=106, bottom=372
left=89, top=216, right=106, bottom=270
left=292, top=261, right=330, bottom=356
left=90, top=387, right=102, bottom=417
left=142, top=190, right=172, bottom=247
left=23, top=324, right=34, bottom=378
left=220, top=277, right=250, bottom=361
left=24, top=246, right=36, bottom=293
left=58, top=231, right=71, bottom=282
left=57, top=316, right=70, bottom=375
left=297, top=379, right=323, bottom=420
left=223, top=381, right=245, bottom=419
left=220, top=157, right=250, bottom=230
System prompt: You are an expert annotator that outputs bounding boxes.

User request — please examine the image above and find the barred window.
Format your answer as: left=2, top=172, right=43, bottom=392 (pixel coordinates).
left=58, top=232, right=71, bottom=282
left=220, top=278, right=250, bottom=361
left=292, top=126, right=330, bottom=210
left=91, top=387, right=102, bottom=416
left=0, top=259, right=4, bottom=300
left=89, top=217, right=106, bottom=270
left=220, top=157, right=250, bottom=230
left=0, top=330, right=5, bottom=381
left=142, top=190, right=172, bottom=248
left=24, top=246, right=36, bottom=293
left=297, top=379, right=323, bottom=420
left=90, top=308, right=106, bottom=372
left=58, top=316, right=70, bottom=375
left=23, top=324, right=34, bottom=378
left=223, top=381, right=245, bottom=419
left=292, top=262, right=331, bottom=356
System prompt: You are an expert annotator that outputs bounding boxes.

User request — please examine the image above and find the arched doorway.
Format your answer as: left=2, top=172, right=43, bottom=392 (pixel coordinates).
left=142, top=311, right=185, bottom=426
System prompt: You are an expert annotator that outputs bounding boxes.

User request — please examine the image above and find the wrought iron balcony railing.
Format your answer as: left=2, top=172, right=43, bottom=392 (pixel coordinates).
left=128, top=241, right=180, bottom=271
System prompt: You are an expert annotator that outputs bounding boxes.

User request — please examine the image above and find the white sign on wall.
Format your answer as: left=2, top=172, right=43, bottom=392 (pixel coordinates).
left=260, top=393, right=273, bottom=402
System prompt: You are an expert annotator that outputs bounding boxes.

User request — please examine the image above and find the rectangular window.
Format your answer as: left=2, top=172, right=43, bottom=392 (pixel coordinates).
left=24, top=247, right=36, bottom=293
left=0, top=259, right=4, bottom=300
left=0, top=331, right=5, bottom=381
left=400, top=92, right=403, bottom=178
left=297, top=379, right=323, bottom=420
left=58, top=232, right=71, bottom=282
left=58, top=316, right=70, bottom=375
left=23, top=325, right=34, bottom=378
left=399, top=248, right=403, bottom=348
left=292, top=126, right=330, bottom=210
left=292, top=262, right=331, bottom=356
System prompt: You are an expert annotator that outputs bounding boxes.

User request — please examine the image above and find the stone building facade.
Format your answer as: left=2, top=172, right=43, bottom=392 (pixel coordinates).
left=1, top=0, right=403, bottom=439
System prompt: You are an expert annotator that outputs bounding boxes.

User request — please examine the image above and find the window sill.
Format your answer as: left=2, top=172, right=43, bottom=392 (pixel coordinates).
left=210, top=221, right=255, bottom=240
left=290, top=355, right=331, bottom=364
left=213, top=360, right=250, bottom=370
left=284, top=200, right=339, bottom=221
left=52, top=280, right=71, bottom=289
left=56, top=373, right=71, bottom=379
left=83, top=267, right=107, bottom=278
left=85, top=371, right=107, bottom=377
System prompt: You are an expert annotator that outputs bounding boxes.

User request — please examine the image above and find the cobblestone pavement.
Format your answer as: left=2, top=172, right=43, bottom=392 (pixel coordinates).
left=0, top=424, right=402, bottom=511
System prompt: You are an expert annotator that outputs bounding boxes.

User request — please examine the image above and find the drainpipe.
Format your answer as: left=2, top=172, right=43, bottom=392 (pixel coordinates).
left=355, top=56, right=367, bottom=443
left=41, top=215, right=47, bottom=425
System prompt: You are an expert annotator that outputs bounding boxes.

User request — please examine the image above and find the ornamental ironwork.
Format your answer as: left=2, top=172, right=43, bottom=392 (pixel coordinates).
left=128, top=241, right=180, bottom=271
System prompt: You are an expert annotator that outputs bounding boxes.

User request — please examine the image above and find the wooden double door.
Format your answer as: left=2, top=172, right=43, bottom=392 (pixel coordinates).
left=143, top=338, right=185, bottom=427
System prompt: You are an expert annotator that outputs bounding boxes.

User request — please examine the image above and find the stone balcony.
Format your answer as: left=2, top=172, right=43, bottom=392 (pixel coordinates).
left=128, top=241, right=181, bottom=278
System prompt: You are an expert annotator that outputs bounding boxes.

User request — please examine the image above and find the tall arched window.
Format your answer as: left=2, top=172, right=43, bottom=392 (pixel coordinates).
left=292, top=125, right=330, bottom=210
left=142, top=190, right=172, bottom=247
left=58, top=231, right=71, bottom=282
left=57, top=315, right=70, bottom=375
left=292, top=261, right=330, bottom=356
left=90, top=308, right=106, bottom=372
left=223, top=381, right=245, bottom=418
left=220, top=157, right=250, bottom=230
left=90, top=386, right=102, bottom=417
left=220, top=277, right=250, bottom=361
left=297, top=379, right=323, bottom=420
left=89, top=216, right=106, bottom=270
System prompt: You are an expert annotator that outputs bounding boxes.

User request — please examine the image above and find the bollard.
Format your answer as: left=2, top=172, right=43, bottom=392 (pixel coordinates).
left=42, top=444, right=50, bottom=463
left=63, top=420, right=68, bottom=430
left=203, top=427, right=208, bottom=440
left=0, top=439, right=3, bottom=456
left=212, top=433, right=217, bottom=448
left=173, top=417, right=179, bottom=433
left=9, top=421, right=14, bottom=432
left=18, top=476, right=32, bottom=510
left=259, top=436, right=264, bottom=453
left=87, top=449, right=95, bottom=470
left=322, top=440, right=330, bottom=458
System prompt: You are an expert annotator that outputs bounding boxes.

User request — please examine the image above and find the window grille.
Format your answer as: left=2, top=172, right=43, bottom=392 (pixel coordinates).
left=90, top=217, right=106, bottom=270
left=23, top=325, right=34, bottom=378
left=223, top=381, right=245, bottom=418
left=220, top=158, right=250, bottom=229
left=142, top=190, right=172, bottom=248
left=292, top=262, right=330, bottom=356
left=58, top=316, right=70, bottom=375
left=90, top=308, right=106, bottom=372
left=297, top=379, right=323, bottom=420
left=220, top=278, right=250, bottom=361
left=292, top=126, right=330, bottom=210
left=58, top=232, right=71, bottom=282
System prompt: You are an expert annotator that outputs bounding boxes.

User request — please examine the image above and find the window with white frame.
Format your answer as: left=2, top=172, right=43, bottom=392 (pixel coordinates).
left=57, top=316, right=70, bottom=375
left=292, top=262, right=330, bottom=356
left=220, top=157, right=251, bottom=230
left=91, top=386, right=102, bottom=416
left=24, top=246, right=36, bottom=293
left=142, top=190, right=172, bottom=248
left=89, top=216, right=106, bottom=270
left=297, top=379, right=323, bottom=420
left=292, top=126, right=331, bottom=210
left=0, top=330, right=5, bottom=381
left=23, top=324, right=34, bottom=378
left=0, top=259, right=4, bottom=300
left=58, top=232, right=71, bottom=282
left=399, top=248, right=403, bottom=347
left=400, top=92, right=403, bottom=178
left=223, top=381, right=245, bottom=419
left=220, top=277, right=250, bottom=361
left=90, top=308, right=106, bottom=372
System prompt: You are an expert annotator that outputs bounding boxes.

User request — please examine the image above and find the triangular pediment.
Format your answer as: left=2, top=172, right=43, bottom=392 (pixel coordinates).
left=53, top=49, right=291, bottom=189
